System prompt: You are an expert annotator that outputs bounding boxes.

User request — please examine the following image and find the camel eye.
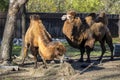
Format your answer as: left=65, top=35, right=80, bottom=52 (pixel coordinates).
left=56, top=47, right=60, bottom=50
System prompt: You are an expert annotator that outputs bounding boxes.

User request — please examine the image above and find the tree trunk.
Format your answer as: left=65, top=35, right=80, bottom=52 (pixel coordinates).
left=118, top=14, right=120, bottom=38
left=0, top=0, right=28, bottom=65
left=20, top=5, right=26, bottom=58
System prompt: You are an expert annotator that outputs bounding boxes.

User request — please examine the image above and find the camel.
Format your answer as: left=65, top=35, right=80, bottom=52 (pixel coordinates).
left=22, top=14, right=66, bottom=68
left=62, top=11, right=114, bottom=62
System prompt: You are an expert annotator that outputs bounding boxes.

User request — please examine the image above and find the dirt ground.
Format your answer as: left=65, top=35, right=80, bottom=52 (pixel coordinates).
left=0, top=55, right=120, bottom=80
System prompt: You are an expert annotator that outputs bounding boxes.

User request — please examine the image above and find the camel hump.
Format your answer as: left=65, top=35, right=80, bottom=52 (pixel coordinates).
left=85, top=13, right=97, bottom=26
left=96, top=12, right=108, bottom=25
left=74, top=17, right=82, bottom=27
left=87, top=13, right=96, bottom=20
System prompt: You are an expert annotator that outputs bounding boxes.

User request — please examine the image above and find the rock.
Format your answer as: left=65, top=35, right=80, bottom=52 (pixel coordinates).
left=0, top=65, right=19, bottom=71
left=58, top=62, right=76, bottom=76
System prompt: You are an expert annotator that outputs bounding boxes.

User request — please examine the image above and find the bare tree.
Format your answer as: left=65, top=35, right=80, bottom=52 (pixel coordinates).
left=0, top=0, right=28, bottom=65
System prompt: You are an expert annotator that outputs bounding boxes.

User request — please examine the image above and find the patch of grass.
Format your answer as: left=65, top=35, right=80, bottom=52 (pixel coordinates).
left=12, top=45, right=21, bottom=56
left=63, top=37, right=120, bottom=57
left=64, top=45, right=111, bottom=57
left=0, top=38, right=119, bottom=57
left=0, top=45, right=22, bottom=56
left=1, top=77, right=13, bottom=80
left=62, top=42, right=80, bottom=57
left=113, top=37, right=120, bottom=44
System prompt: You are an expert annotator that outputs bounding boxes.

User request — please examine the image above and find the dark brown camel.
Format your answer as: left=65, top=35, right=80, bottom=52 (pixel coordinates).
left=88, top=12, right=114, bottom=61
left=62, top=11, right=114, bottom=62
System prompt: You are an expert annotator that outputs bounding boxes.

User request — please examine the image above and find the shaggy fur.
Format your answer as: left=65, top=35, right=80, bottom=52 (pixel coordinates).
left=62, top=11, right=92, bottom=62
left=87, top=12, right=114, bottom=61
left=62, top=11, right=114, bottom=62
left=22, top=14, right=66, bottom=68
left=85, top=13, right=96, bottom=26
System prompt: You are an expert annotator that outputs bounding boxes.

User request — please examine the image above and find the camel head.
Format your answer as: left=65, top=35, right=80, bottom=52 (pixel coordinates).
left=48, top=41, right=66, bottom=60
left=30, top=14, right=40, bottom=20
left=61, top=10, right=76, bottom=22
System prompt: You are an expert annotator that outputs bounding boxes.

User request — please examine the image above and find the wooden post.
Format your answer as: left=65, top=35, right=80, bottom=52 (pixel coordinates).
left=20, top=5, right=26, bottom=58
left=118, top=15, right=120, bottom=38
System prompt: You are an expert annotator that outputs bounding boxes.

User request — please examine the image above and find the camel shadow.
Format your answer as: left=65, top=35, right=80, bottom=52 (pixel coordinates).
left=66, top=56, right=120, bottom=74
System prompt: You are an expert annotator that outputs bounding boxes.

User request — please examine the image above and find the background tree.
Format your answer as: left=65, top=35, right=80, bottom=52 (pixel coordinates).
left=26, top=0, right=120, bottom=14
left=71, top=0, right=104, bottom=13
left=0, top=0, right=9, bottom=12
left=0, top=0, right=28, bottom=65
left=102, top=0, right=120, bottom=14
left=26, top=0, right=57, bottom=12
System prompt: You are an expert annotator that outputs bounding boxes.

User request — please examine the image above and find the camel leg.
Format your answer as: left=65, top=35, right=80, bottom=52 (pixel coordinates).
left=105, top=33, right=114, bottom=60
left=86, top=48, right=91, bottom=63
left=85, top=38, right=95, bottom=63
left=31, top=47, right=38, bottom=69
left=98, top=40, right=106, bottom=61
left=106, top=41, right=114, bottom=60
left=60, top=54, right=64, bottom=63
left=38, top=49, right=47, bottom=69
left=21, top=45, right=29, bottom=66
left=41, top=56, right=47, bottom=69
left=78, top=47, right=85, bottom=62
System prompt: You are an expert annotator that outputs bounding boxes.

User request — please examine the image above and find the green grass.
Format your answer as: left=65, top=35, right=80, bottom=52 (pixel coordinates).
left=12, top=45, right=21, bottom=56
left=63, top=37, right=120, bottom=57
left=1, top=38, right=120, bottom=57
left=113, top=37, right=120, bottom=44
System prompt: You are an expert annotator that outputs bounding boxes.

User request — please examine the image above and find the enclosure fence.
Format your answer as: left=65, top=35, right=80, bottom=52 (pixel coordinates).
left=0, top=12, right=119, bottom=40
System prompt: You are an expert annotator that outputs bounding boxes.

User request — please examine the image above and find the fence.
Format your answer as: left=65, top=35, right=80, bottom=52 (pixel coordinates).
left=0, top=12, right=7, bottom=40
left=0, top=12, right=119, bottom=39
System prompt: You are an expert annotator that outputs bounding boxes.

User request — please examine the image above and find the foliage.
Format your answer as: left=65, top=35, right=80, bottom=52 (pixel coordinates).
left=101, top=0, right=120, bottom=14
left=27, top=0, right=57, bottom=12
left=26, top=0, right=104, bottom=13
left=0, top=0, right=9, bottom=12
left=26, top=0, right=120, bottom=14
left=0, top=0, right=120, bottom=14
left=71, top=0, right=104, bottom=13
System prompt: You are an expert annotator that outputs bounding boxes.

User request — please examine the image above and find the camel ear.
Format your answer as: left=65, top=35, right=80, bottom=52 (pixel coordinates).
left=29, top=14, right=40, bottom=20
left=33, top=14, right=40, bottom=20
left=35, top=14, right=40, bottom=19
left=30, top=15, right=33, bottom=19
